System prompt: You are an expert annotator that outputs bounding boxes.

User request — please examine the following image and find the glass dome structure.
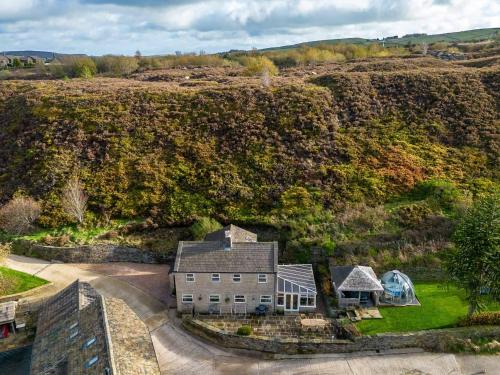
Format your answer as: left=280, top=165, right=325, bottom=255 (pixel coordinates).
left=380, top=270, right=417, bottom=305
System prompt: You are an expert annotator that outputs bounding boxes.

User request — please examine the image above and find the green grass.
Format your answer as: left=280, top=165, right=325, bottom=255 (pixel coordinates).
left=356, top=282, right=500, bottom=335
left=0, top=266, right=48, bottom=296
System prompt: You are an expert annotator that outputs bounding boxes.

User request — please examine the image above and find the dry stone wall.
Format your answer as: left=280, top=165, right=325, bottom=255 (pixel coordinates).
left=12, top=240, right=170, bottom=264
left=182, top=317, right=500, bottom=354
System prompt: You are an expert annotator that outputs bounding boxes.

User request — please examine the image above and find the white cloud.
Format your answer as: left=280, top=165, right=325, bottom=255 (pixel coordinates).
left=0, top=0, right=498, bottom=54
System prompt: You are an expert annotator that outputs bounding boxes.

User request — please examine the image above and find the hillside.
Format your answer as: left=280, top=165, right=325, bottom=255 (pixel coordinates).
left=0, top=55, right=498, bottom=265
left=262, top=28, right=500, bottom=51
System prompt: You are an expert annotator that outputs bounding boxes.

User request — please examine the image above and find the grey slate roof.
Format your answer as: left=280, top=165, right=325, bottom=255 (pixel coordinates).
left=174, top=241, right=278, bottom=273
left=30, top=281, right=160, bottom=375
left=203, top=224, right=257, bottom=242
left=330, top=265, right=383, bottom=292
left=277, top=264, right=317, bottom=293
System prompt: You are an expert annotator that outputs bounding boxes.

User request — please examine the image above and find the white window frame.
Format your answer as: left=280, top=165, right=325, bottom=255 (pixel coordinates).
left=209, top=294, right=221, bottom=303
left=234, top=295, right=246, bottom=303
left=232, top=274, right=241, bottom=283
left=84, top=337, right=96, bottom=348
left=211, top=273, right=221, bottom=282
left=299, top=292, right=316, bottom=307
left=186, top=273, right=195, bottom=282
left=260, top=295, right=272, bottom=304
left=277, top=293, right=284, bottom=306
left=182, top=294, right=194, bottom=303
left=258, top=274, right=267, bottom=283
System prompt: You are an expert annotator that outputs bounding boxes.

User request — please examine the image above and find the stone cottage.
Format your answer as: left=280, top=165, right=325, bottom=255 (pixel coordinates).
left=173, top=225, right=317, bottom=314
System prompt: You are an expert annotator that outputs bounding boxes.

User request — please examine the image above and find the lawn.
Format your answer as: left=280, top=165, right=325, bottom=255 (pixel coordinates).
left=0, top=266, right=48, bottom=296
left=356, top=282, right=500, bottom=335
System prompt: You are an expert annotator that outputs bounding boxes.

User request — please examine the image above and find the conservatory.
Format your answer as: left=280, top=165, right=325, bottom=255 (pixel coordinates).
left=276, top=264, right=317, bottom=313
left=380, top=270, right=419, bottom=306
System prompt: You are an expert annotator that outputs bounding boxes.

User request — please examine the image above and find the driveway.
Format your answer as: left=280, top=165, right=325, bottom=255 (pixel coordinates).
left=5, top=255, right=499, bottom=375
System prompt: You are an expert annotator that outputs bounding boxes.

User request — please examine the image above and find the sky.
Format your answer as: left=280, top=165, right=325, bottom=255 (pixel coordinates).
left=0, top=0, right=499, bottom=55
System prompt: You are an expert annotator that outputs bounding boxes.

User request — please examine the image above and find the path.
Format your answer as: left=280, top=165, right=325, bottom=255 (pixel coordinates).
left=5, top=255, right=499, bottom=375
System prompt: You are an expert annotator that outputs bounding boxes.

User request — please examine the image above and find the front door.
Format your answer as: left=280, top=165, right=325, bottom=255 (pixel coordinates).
left=285, top=293, right=299, bottom=312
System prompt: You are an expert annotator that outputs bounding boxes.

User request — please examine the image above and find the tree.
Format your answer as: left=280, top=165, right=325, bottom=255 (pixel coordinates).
left=0, top=196, right=41, bottom=234
left=190, top=217, right=222, bottom=240
left=135, top=50, right=142, bottom=60
left=62, top=176, right=88, bottom=224
left=446, top=195, right=499, bottom=315
left=12, top=58, right=22, bottom=68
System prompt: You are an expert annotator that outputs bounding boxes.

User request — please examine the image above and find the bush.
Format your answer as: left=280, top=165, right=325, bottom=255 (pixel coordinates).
left=59, top=56, right=97, bottom=78
left=236, top=325, right=252, bottom=336
left=95, top=55, right=139, bottom=76
left=458, top=311, right=500, bottom=326
left=189, top=217, right=222, bottom=240
left=237, top=56, right=278, bottom=77
left=395, top=203, right=433, bottom=228
left=0, top=196, right=41, bottom=235
left=411, top=179, right=465, bottom=211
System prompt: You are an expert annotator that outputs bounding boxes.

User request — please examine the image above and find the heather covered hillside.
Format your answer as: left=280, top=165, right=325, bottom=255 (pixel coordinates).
left=0, top=59, right=498, bottom=266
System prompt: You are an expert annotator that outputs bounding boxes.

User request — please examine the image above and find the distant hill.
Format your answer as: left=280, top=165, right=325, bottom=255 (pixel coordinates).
left=261, top=27, right=500, bottom=51
left=0, top=50, right=87, bottom=59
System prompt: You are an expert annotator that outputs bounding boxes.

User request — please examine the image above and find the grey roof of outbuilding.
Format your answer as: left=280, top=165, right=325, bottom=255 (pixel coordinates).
left=277, top=264, right=317, bottom=293
left=203, top=224, right=257, bottom=242
left=174, top=241, right=278, bottom=273
left=330, top=265, right=383, bottom=292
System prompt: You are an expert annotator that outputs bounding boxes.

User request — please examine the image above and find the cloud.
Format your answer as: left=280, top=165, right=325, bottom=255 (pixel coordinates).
left=0, top=0, right=498, bottom=54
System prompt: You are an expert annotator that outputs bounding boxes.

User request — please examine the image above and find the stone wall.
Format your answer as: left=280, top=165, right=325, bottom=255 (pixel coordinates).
left=182, top=317, right=500, bottom=355
left=12, top=239, right=170, bottom=264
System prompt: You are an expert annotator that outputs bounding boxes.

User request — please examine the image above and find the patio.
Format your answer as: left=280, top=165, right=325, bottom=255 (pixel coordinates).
left=197, top=313, right=345, bottom=341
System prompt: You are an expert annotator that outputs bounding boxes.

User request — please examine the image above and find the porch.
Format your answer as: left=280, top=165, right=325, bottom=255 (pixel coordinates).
left=338, top=290, right=379, bottom=308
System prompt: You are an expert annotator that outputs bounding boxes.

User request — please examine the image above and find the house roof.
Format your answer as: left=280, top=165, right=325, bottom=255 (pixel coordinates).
left=0, top=301, right=16, bottom=325
left=330, top=265, right=383, bottom=292
left=277, top=264, right=317, bottom=294
left=30, top=281, right=160, bottom=375
left=203, top=224, right=257, bottom=242
left=174, top=240, right=278, bottom=273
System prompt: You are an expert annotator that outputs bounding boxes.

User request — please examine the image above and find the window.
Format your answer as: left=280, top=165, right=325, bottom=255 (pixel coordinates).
left=182, top=294, right=193, bottom=303
left=234, top=295, right=246, bottom=303
left=258, top=274, right=267, bottom=283
left=209, top=295, right=220, bottom=303
left=232, top=274, right=241, bottom=283
left=186, top=273, right=195, bottom=282
left=299, top=294, right=316, bottom=307
left=84, top=337, right=96, bottom=348
left=211, top=273, right=220, bottom=282
left=277, top=293, right=284, bottom=306
left=69, top=329, right=79, bottom=339
left=69, top=321, right=78, bottom=329
left=85, top=356, right=98, bottom=369
left=260, top=295, right=272, bottom=304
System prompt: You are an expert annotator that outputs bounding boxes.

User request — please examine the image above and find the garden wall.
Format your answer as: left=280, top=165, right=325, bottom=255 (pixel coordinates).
left=12, top=240, right=170, bottom=264
left=182, top=317, right=500, bottom=355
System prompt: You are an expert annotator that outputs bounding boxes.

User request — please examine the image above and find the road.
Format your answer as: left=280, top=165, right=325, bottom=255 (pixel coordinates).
left=5, top=254, right=499, bottom=375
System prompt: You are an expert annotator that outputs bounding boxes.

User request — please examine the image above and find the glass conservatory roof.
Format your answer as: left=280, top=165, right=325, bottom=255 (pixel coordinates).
left=277, top=264, right=317, bottom=294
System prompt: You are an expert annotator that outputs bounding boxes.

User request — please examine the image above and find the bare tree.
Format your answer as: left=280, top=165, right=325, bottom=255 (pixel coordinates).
left=62, top=176, right=88, bottom=224
left=0, top=196, right=41, bottom=234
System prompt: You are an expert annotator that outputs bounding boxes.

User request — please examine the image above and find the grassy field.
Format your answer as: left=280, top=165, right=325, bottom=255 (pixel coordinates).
left=356, top=282, right=500, bottom=335
left=0, top=266, right=48, bottom=296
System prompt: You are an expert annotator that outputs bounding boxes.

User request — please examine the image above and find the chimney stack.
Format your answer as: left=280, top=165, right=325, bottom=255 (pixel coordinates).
left=223, top=230, right=232, bottom=251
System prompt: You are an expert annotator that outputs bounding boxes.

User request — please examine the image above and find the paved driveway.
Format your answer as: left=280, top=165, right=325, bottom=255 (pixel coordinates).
left=5, top=255, right=499, bottom=375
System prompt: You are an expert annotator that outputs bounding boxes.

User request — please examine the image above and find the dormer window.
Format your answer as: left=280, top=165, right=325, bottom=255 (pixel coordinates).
left=211, top=273, right=220, bottom=282
left=186, top=273, right=195, bottom=282
left=258, top=274, right=267, bottom=283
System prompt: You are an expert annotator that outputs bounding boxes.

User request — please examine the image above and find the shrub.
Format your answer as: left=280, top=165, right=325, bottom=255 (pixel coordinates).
left=411, top=179, right=466, bottom=211
left=59, top=56, right=97, bottom=78
left=458, top=311, right=500, bottom=326
left=189, top=217, right=222, bottom=240
left=0, top=196, right=41, bottom=235
left=395, top=203, right=433, bottom=228
left=95, top=55, right=139, bottom=76
left=237, top=56, right=278, bottom=77
left=236, top=325, right=252, bottom=336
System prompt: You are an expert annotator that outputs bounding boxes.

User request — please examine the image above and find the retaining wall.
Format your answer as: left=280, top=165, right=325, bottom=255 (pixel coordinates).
left=12, top=239, right=170, bottom=264
left=182, top=317, right=500, bottom=354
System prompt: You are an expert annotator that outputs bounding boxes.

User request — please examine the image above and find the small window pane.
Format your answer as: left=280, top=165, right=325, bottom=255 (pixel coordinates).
left=186, top=273, right=195, bottom=282
left=232, top=274, right=241, bottom=282
left=260, top=295, right=272, bottom=304
left=258, top=274, right=267, bottom=283
left=277, top=293, right=284, bottom=306
left=211, top=273, right=220, bottom=282
left=209, top=295, right=220, bottom=303
left=182, top=294, right=193, bottom=303
left=234, top=295, right=246, bottom=303
left=84, top=337, right=96, bottom=348
left=85, top=356, right=98, bottom=369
